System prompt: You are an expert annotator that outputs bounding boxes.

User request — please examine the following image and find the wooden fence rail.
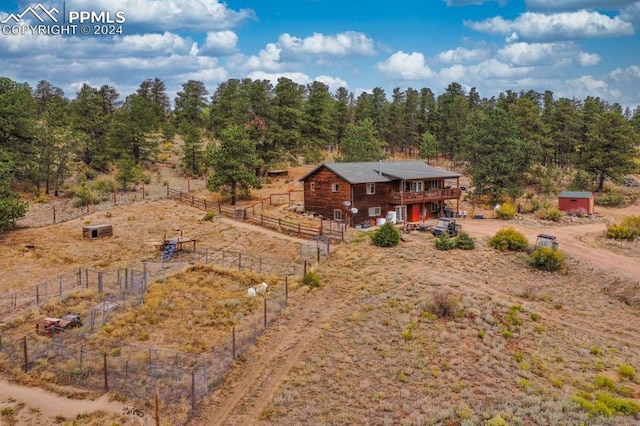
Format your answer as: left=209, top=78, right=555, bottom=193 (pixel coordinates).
left=166, top=187, right=336, bottom=239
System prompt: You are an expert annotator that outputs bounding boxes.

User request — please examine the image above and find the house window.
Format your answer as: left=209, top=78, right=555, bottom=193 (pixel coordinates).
left=430, top=180, right=439, bottom=189
left=334, top=209, right=342, bottom=220
left=310, top=182, right=316, bottom=192
left=366, top=183, right=375, bottom=195
left=368, top=207, right=381, bottom=217
left=332, top=183, right=340, bottom=192
left=431, top=202, right=440, bottom=212
left=570, top=199, right=577, bottom=203
left=411, top=181, right=423, bottom=192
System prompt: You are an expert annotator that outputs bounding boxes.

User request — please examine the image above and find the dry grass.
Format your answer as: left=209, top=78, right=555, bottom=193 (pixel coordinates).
left=260, top=234, right=640, bottom=425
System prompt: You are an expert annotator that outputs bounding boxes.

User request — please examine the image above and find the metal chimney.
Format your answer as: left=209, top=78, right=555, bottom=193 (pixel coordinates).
left=378, top=157, right=383, bottom=175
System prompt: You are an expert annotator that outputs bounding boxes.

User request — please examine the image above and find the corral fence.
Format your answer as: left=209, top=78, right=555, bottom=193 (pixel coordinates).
left=300, top=235, right=330, bottom=265
left=167, top=186, right=345, bottom=241
left=0, top=274, right=291, bottom=417
left=0, top=266, right=147, bottom=323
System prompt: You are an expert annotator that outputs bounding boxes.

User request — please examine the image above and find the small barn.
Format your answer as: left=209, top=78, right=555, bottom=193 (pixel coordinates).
left=82, top=224, right=113, bottom=239
left=558, top=191, right=594, bottom=215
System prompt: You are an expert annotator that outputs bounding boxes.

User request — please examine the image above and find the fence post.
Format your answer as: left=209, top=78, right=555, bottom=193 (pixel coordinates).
left=80, top=345, right=84, bottom=368
left=285, top=276, right=288, bottom=300
left=238, top=252, right=242, bottom=271
left=35, top=285, right=39, bottom=309
left=23, top=336, right=28, bottom=371
left=191, top=371, right=196, bottom=411
left=85, top=269, right=89, bottom=288
left=317, top=246, right=321, bottom=264
left=77, top=268, right=82, bottom=287
left=205, top=248, right=209, bottom=264
left=232, top=327, right=236, bottom=359
left=98, top=272, right=103, bottom=294
left=53, top=205, right=56, bottom=223
left=259, top=256, right=262, bottom=273
left=155, top=388, right=160, bottom=426
left=204, top=199, right=207, bottom=210
left=264, top=298, right=267, bottom=327
left=304, top=260, right=307, bottom=275
left=103, top=353, right=109, bottom=391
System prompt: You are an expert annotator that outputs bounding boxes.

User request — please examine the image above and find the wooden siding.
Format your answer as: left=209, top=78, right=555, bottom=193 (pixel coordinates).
left=303, top=168, right=352, bottom=220
left=302, top=168, right=461, bottom=224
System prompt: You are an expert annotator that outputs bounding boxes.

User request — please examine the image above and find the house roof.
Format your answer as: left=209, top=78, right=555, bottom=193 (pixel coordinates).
left=559, top=191, right=593, bottom=199
left=299, top=161, right=461, bottom=184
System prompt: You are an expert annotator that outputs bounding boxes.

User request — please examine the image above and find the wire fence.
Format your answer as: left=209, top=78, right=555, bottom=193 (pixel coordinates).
left=0, top=248, right=296, bottom=421
left=0, top=275, right=290, bottom=415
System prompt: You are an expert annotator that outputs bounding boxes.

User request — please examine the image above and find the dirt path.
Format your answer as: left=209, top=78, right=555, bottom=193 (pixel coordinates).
left=461, top=219, right=639, bottom=282
left=0, top=380, right=123, bottom=423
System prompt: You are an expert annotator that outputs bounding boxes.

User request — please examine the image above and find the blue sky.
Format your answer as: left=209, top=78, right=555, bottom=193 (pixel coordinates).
left=1, top=0, right=639, bottom=108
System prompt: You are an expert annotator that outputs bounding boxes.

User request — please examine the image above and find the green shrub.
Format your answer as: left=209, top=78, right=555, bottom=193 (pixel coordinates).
left=497, top=202, right=517, bottom=219
left=528, top=247, right=565, bottom=272
left=488, top=227, right=529, bottom=251
left=371, top=222, right=400, bottom=247
left=537, top=206, right=562, bottom=221
left=570, top=170, right=593, bottom=191
left=606, top=224, right=637, bottom=240
left=455, top=232, right=475, bottom=250
left=73, top=183, right=100, bottom=207
left=202, top=211, right=217, bottom=221
left=621, top=215, right=640, bottom=230
left=618, top=364, right=636, bottom=379
left=596, top=190, right=625, bottom=207
left=302, top=271, right=320, bottom=288
left=434, top=234, right=457, bottom=250
left=487, top=415, right=507, bottom=426
left=89, top=177, right=116, bottom=194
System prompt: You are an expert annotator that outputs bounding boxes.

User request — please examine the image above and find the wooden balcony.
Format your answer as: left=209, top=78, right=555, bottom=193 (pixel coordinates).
left=389, top=188, right=461, bottom=204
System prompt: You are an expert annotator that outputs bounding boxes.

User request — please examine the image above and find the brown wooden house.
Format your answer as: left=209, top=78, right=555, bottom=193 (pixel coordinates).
left=299, top=161, right=462, bottom=226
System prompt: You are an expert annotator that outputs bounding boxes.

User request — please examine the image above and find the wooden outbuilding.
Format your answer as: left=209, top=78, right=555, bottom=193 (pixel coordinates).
left=558, top=191, right=595, bottom=215
left=82, top=224, right=113, bottom=239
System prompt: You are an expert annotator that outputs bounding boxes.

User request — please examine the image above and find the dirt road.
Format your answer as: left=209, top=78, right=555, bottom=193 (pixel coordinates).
left=461, top=219, right=639, bottom=283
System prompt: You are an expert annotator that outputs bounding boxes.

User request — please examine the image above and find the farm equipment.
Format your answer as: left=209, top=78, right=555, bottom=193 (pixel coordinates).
left=431, top=217, right=461, bottom=237
left=36, top=314, right=82, bottom=336
left=535, top=234, right=558, bottom=250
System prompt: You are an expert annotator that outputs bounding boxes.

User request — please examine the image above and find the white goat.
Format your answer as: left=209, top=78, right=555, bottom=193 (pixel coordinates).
left=247, top=287, right=256, bottom=297
left=256, top=281, right=268, bottom=295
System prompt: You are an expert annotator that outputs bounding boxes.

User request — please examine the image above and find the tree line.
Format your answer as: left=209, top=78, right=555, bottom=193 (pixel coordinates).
left=0, top=76, right=639, bottom=230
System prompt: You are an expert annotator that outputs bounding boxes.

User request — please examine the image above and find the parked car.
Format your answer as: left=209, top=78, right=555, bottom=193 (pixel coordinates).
left=623, top=177, right=639, bottom=187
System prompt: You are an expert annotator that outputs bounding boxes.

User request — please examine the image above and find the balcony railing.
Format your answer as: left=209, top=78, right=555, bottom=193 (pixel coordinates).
left=389, top=188, right=461, bottom=204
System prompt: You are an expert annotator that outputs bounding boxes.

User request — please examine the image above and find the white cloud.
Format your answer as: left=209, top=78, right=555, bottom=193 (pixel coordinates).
left=469, top=59, right=534, bottom=79
left=278, top=31, right=374, bottom=57
left=376, top=51, right=437, bottom=80
left=231, top=31, right=375, bottom=73
left=466, top=10, right=634, bottom=41
left=577, top=52, right=601, bottom=66
left=48, top=0, right=256, bottom=32
left=498, top=41, right=600, bottom=67
left=620, top=2, right=640, bottom=23
left=245, top=43, right=285, bottom=71
left=314, top=75, right=348, bottom=90
left=245, top=71, right=311, bottom=86
left=437, top=47, right=490, bottom=64
left=525, top=0, right=637, bottom=11
left=115, top=32, right=193, bottom=55
left=201, top=30, right=238, bottom=55
left=610, top=65, right=640, bottom=81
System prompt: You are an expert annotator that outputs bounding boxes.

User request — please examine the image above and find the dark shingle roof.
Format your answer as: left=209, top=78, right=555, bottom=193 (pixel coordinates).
left=300, top=161, right=461, bottom=184
left=559, top=191, right=593, bottom=199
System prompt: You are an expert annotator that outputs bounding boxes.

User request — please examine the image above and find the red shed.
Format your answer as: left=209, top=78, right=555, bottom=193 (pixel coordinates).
left=558, top=191, right=594, bottom=215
